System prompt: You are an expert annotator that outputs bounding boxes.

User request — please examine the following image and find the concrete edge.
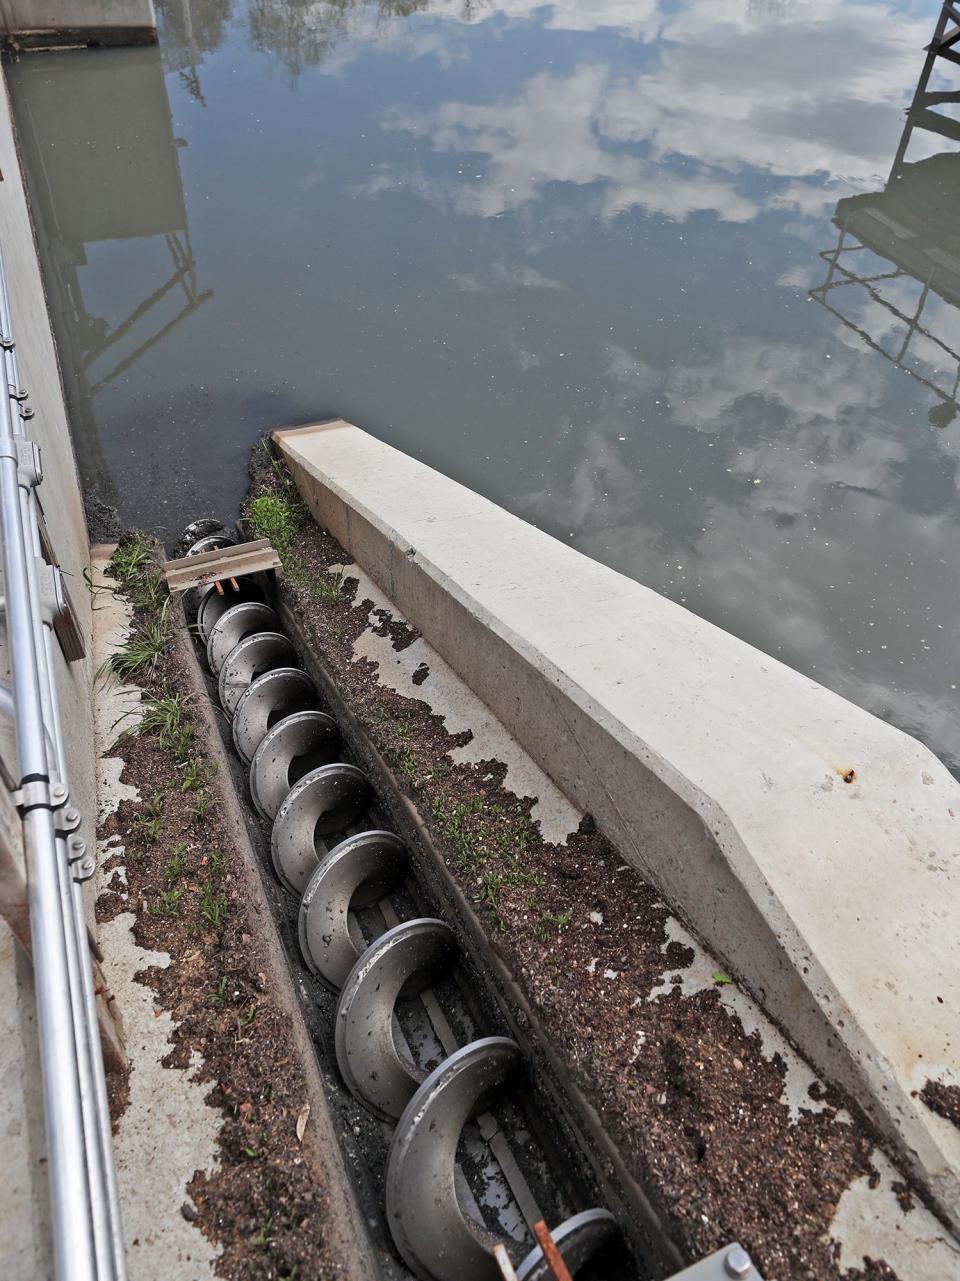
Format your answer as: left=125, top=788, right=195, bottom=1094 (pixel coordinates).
left=275, top=420, right=960, bottom=1236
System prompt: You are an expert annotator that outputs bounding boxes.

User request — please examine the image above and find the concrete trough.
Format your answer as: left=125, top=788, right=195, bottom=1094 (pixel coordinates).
left=275, top=418, right=960, bottom=1234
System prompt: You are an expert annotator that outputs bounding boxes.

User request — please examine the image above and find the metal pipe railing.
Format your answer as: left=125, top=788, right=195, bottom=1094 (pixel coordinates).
left=0, top=243, right=125, bottom=1280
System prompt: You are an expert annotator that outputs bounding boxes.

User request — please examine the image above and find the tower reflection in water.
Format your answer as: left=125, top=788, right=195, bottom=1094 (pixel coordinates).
left=12, top=42, right=210, bottom=506
left=810, top=0, right=960, bottom=429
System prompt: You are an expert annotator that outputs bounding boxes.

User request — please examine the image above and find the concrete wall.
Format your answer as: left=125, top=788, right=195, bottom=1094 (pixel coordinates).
left=0, top=70, right=97, bottom=862
left=277, top=419, right=960, bottom=1238
left=0, top=68, right=97, bottom=1281
left=0, top=0, right=156, bottom=39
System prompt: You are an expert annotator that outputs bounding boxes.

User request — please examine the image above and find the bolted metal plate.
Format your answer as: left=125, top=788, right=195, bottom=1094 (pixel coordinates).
left=218, top=631, right=298, bottom=718
left=197, top=577, right=267, bottom=642
left=667, top=1244, right=763, bottom=1281
left=250, top=713, right=346, bottom=822
left=187, top=532, right=234, bottom=556
left=232, top=666, right=318, bottom=764
left=516, top=1210, right=619, bottom=1281
left=335, top=918, right=456, bottom=1121
left=206, top=601, right=280, bottom=674
left=298, top=830, right=407, bottom=987
left=386, top=1037, right=522, bottom=1281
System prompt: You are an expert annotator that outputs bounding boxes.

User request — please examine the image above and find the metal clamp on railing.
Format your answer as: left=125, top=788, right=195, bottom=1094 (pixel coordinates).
left=0, top=245, right=126, bottom=1281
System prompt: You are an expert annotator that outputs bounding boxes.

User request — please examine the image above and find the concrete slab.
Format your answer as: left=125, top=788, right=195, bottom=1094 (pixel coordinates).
left=277, top=418, right=960, bottom=1233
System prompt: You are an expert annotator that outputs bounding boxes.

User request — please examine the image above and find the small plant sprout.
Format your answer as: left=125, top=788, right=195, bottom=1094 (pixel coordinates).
left=181, top=759, right=205, bottom=792
left=212, top=976, right=229, bottom=1005
left=136, top=792, right=165, bottom=843
left=155, top=888, right=182, bottom=915
left=200, top=882, right=228, bottom=927
left=165, top=845, right=187, bottom=883
left=251, top=1216, right=273, bottom=1247
left=542, top=911, right=572, bottom=929
left=190, top=789, right=215, bottom=821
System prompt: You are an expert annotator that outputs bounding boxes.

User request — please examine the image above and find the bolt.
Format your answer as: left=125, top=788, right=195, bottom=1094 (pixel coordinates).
left=50, top=782, right=67, bottom=803
left=69, top=836, right=86, bottom=859
left=64, top=807, right=80, bottom=825
left=724, top=1247, right=753, bottom=1279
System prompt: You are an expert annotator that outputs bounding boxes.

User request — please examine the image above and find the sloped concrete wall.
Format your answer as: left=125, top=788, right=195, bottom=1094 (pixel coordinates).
left=276, top=418, right=960, bottom=1237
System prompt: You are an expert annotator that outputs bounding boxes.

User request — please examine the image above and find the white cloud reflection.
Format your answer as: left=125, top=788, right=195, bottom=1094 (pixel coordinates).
left=373, top=0, right=933, bottom=225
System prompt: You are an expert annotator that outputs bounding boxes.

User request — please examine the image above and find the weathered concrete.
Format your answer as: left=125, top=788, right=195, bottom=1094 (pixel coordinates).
left=0, top=1, right=156, bottom=42
left=276, top=418, right=960, bottom=1234
left=0, top=69, right=97, bottom=863
left=0, top=66, right=103, bottom=1281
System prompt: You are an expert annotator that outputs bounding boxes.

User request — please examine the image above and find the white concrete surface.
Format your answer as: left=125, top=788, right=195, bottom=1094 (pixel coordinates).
left=310, top=499, right=959, bottom=1279
left=277, top=418, right=960, bottom=1234
left=0, top=1, right=156, bottom=36
left=92, top=553, right=219, bottom=1280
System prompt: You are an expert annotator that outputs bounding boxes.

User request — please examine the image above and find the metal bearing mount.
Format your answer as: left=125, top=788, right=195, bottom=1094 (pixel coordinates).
left=298, top=830, right=407, bottom=987
left=206, top=601, right=280, bottom=674
left=218, top=632, right=298, bottom=718
left=232, top=667, right=318, bottom=764
left=516, top=1210, right=618, bottom=1280
left=335, top=918, right=456, bottom=1121
left=188, top=532, right=235, bottom=556
left=250, top=711, right=345, bottom=821
left=386, top=1037, right=522, bottom=1281
left=197, top=577, right=267, bottom=642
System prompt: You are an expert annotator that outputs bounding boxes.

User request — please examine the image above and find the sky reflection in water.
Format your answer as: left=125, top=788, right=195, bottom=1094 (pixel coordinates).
left=7, top=0, right=960, bottom=770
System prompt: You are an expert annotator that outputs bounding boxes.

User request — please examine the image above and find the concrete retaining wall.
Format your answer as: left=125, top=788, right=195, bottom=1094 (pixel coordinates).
left=0, top=69, right=97, bottom=1280
left=276, top=419, right=960, bottom=1235
left=0, top=0, right=156, bottom=41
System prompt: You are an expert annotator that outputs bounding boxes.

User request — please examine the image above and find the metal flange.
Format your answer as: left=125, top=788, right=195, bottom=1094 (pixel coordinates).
left=298, top=830, right=408, bottom=987
left=250, top=713, right=347, bottom=822
left=218, top=631, right=297, bottom=718
left=386, top=1037, right=522, bottom=1281
left=206, top=602, right=280, bottom=675
left=196, top=577, right=267, bottom=642
left=187, top=532, right=234, bottom=556
left=668, top=1245, right=763, bottom=1280
left=232, top=666, right=318, bottom=764
left=335, top=918, right=456, bottom=1121
left=516, top=1210, right=619, bottom=1281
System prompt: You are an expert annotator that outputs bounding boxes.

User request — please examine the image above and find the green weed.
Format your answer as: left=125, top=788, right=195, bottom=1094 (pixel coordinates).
left=109, top=536, right=152, bottom=583
left=200, top=882, right=228, bottom=927
left=154, top=887, right=182, bottom=915
left=247, top=490, right=307, bottom=560
left=181, top=760, right=205, bottom=792
left=109, top=599, right=171, bottom=680
left=165, top=844, right=187, bottom=883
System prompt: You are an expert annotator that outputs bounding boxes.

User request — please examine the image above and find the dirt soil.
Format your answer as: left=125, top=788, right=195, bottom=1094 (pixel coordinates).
left=96, top=543, right=347, bottom=1281
left=921, top=1080, right=960, bottom=1132
left=242, top=445, right=937, bottom=1281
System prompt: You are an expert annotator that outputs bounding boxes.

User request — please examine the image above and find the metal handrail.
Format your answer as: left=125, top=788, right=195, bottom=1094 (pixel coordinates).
left=0, top=244, right=125, bottom=1280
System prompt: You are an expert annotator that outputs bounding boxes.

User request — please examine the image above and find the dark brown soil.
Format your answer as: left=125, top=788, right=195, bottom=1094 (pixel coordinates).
left=96, top=541, right=344, bottom=1281
left=243, top=449, right=919, bottom=1281
left=921, top=1079, right=960, bottom=1131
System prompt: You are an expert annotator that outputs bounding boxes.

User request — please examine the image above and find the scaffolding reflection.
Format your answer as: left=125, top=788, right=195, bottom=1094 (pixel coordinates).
left=810, top=0, right=960, bottom=427
left=11, top=43, right=210, bottom=497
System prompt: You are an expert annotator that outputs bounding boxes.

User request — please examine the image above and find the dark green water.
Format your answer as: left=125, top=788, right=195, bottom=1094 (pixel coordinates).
left=7, top=0, right=960, bottom=770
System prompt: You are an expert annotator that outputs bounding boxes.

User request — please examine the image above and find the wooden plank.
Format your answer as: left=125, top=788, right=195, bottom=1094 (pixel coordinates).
left=163, top=538, right=281, bottom=593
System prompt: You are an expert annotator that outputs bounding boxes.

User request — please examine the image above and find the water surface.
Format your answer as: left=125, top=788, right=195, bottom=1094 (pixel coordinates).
left=8, top=0, right=960, bottom=770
